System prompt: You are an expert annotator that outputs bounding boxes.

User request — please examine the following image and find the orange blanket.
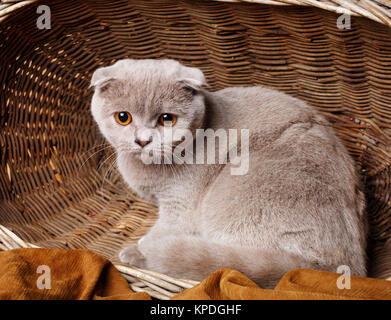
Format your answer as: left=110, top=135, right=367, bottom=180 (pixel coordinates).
left=1, top=248, right=390, bottom=300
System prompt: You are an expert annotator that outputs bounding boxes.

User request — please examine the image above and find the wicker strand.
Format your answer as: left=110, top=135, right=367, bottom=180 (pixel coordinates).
left=3, top=0, right=391, bottom=27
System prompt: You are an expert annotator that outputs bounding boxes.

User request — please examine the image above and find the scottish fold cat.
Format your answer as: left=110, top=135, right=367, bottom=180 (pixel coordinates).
left=90, top=59, right=367, bottom=288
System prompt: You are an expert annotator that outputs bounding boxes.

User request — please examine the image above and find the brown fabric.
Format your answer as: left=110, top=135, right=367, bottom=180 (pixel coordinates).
left=173, top=268, right=391, bottom=300
left=0, top=248, right=150, bottom=300
left=1, top=248, right=391, bottom=300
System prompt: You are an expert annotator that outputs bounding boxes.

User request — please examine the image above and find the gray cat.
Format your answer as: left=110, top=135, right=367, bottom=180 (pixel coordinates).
left=90, top=59, right=367, bottom=288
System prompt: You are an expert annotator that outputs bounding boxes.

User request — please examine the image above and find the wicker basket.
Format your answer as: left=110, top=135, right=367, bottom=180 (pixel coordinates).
left=2, top=0, right=391, bottom=299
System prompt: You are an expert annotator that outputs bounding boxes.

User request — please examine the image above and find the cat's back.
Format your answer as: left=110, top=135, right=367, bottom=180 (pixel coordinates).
left=206, top=86, right=364, bottom=222
left=209, top=85, right=355, bottom=179
left=207, top=86, right=323, bottom=133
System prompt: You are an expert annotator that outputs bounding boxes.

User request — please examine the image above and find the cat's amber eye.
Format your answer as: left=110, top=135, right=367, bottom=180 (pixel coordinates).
left=158, top=113, right=177, bottom=127
left=115, top=112, right=132, bottom=126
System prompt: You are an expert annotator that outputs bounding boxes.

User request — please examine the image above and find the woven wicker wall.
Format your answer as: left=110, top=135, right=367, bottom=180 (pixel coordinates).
left=1, top=0, right=391, bottom=282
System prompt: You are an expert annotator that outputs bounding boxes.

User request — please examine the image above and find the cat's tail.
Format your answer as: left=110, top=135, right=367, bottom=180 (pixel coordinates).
left=140, top=235, right=329, bottom=289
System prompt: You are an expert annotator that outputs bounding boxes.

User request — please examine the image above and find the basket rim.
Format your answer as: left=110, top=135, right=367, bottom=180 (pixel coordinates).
left=1, top=0, right=391, bottom=27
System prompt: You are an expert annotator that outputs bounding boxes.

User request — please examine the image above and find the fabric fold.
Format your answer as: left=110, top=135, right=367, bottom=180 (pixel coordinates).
left=1, top=248, right=391, bottom=300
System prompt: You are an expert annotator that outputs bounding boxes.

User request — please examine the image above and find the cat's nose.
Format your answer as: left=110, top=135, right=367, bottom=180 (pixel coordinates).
left=135, top=139, right=152, bottom=148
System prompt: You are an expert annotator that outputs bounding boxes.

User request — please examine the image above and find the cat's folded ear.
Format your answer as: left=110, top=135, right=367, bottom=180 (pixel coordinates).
left=176, top=66, right=207, bottom=94
left=89, top=66, right=123, bottom=95
left=90, top=66, right=108, bottom=89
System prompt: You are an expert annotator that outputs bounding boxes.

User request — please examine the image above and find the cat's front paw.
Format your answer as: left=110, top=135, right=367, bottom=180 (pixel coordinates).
left=119, top=244, right=146, bottom=268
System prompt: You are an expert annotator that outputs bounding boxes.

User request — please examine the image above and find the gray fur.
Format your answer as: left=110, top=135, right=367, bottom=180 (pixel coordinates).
left=90, top=59, right=367, bottom=288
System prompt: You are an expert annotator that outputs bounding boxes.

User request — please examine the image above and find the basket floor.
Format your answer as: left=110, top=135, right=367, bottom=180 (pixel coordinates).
left=0, top=163, right=157, bottom=263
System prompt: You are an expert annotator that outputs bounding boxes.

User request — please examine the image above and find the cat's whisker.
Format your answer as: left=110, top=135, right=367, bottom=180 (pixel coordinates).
left=78, top=144, right=111, bottom=164
left=98, top=148, right=130, bottom=191
left=79, top=144, right=115, bottom=169
left=97, top=151, right=118, bottom=172
left=79, top=142, right=111, bottom=157
left=101, top=157, right=119, bottom=190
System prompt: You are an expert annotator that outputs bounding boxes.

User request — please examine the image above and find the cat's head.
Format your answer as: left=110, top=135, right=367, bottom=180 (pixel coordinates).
left=90, top=59, right=206, bottom=161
